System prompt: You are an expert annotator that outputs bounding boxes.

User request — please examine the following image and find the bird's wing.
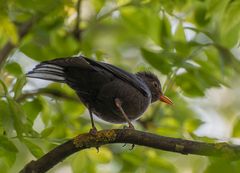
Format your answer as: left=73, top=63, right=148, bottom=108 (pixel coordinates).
left=82, top=56, right=150, bottom=97
left=27, top=55, right=150, bottom=97
left=42, top=56, right=91, bottom=68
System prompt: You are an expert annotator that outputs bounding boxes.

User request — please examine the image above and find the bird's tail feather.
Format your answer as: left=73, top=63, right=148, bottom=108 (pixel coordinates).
left=26, top=63, right=65, bottom=82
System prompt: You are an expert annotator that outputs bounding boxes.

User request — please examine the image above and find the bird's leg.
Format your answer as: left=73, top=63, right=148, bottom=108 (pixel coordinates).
left=88, top=107, right=100, bottom=152
left=115, top=98, right=135, bottom=150
left=88, top=107, right=97, bottom=135
left=114, top=98, right=135, bottom=129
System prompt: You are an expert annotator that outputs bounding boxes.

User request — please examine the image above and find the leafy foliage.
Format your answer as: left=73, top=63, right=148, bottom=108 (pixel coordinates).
left=0, top=0, right=240, bottom=172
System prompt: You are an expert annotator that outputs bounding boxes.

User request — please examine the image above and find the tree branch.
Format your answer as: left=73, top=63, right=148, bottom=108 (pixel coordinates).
left=0, top=42, right=15, bottom=69
left=73, top=0, right=82, bottom=40
left=17, top=88, right=79, bottom=102
left=0, top=17, right=37, bottom=68
left=20, top=129, right=240, bottom=173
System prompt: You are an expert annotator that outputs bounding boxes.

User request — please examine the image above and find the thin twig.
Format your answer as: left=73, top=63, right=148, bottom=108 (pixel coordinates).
left=16, top=88, right=79, bottom=102
left=97, top=2, right=132, bottom=21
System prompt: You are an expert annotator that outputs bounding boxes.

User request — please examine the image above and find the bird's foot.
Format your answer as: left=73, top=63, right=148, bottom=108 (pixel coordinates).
left=122, top=143, right=135, bottom=150
left=96, top=146, right=100, bottom=153
left=122, top=124, right=135, bottom=150
left=89, top=127, right=98, bottom=136
left=129, top=144, right=135, bottom=150
left=89, top=127, right=99, bottom=151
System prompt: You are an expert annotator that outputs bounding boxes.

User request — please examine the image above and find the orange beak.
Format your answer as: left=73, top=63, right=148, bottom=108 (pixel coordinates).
left=159, top=95, right=173, bottom=105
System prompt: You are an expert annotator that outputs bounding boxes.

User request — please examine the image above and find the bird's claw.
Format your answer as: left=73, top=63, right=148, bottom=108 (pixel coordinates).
left=129, top=144, right=135, bottom=150
left=122, top=143, right=127, bottom=147
left=96, top=146, right=100, bottom=153
left=122, top=143, right=135, bottom=150
left=122, top=124, right=135, bottom=150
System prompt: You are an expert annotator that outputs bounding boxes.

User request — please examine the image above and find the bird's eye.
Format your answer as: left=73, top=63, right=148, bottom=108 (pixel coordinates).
left=152, top=81, right=158, bottom=88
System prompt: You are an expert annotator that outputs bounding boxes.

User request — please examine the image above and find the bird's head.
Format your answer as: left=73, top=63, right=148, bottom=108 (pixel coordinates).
left=136, top=72, right=173, bottom=104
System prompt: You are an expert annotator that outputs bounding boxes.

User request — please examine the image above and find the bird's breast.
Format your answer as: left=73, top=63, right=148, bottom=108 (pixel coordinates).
left=119, top=88, right=150, bottom=120
left=94, top=79, right=151, bottom=123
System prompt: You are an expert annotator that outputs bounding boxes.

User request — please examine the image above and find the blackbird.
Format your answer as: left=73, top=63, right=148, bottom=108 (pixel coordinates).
left=27, top=55, right=172, bottom=132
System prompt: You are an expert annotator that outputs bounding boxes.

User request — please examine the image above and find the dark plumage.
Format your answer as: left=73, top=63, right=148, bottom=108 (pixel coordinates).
left=27, top=55, right=172, bottom=130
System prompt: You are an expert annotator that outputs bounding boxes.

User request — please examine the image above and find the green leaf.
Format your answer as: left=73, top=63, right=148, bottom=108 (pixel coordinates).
left=174, top=22, right=186, bottom=42
left=157, top=117, right=181, bottom=137
left=232, top=117, right=240, bottom=137
left=61, top=100, right=85, bottom=118
left=92, top=0, right=105, bottom=13
left=194, top=2, right=210, bottom=26
left=0, top=100, right=13, bottom=135
left=173, top=23, right=192, bottom=56
left=13, top=76, right=26, bottom=100
left=220, top=1, right=240, bottom=47
left=23, top=98, right=43, bottom=124
left=14, top=0, right=63, bottom=14
left=147, top=156, right=176, bottom=173
left=0, top=136, right=18, bottom=152
left=0, top=17, right=18, bottom=44
left=87, top=147, right=112, bottom=164
left=71, top=152, right=88, bottom=173
left=204, top=159, right=240, bottom=173
left=159, top=13, right=172, bottom=49
left=184, top=118, right=203, bottom=133
left=207, top=0, right=230, bottom=19
left=121, top=152, right=143, bottom=166
left=0, top=150, right=17, bottom=168
left=6, top=95, right=26, bottom=137
left=50, top=32, right=80, bottom=55
left=215, top=45, right=240, bottom=74
left=175, top=72, right=205, bottom=97
left=40, top=126, right=54, bottom=138
left=119, top=5, right=161, bottom=44
left=175, top=49, right=224, bottom=97
left=4, top=62, right=23, bottom=77
left=20, top=38, right=52, bottom=61
left=0, top=136, right=18, bottom=167
left=22, top=139, right=44, bottom=158
left=141, top=48, right=172, bottom=74
left=38, top=97, right=52, bottom=126
left=0, top=79, right=8, bottom=95
left=190, top=133, right=217, bottom=143
left=20, top=20, right=79, bottom=61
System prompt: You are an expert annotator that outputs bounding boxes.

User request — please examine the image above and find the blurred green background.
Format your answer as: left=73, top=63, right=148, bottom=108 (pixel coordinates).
left=1, top=0, right=240, bottom=172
